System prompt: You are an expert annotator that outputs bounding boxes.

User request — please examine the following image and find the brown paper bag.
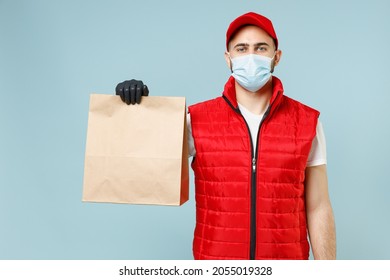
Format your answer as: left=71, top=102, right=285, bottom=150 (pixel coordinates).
left=82, top=94, right=189, bottom=206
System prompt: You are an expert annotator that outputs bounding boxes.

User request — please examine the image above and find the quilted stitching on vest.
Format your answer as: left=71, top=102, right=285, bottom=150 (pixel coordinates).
left=188, top=77, right=319, bottom=260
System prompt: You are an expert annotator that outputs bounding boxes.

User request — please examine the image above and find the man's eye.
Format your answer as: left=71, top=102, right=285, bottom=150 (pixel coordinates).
left=257, top=47, right=267, bottom=52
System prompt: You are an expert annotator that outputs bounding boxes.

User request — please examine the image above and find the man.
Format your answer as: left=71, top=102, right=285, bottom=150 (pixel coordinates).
left=116, top=12, right=336, bottom=260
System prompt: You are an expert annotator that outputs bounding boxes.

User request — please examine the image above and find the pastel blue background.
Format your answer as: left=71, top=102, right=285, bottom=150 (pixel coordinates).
left=1, top=0, right=389, bottom=260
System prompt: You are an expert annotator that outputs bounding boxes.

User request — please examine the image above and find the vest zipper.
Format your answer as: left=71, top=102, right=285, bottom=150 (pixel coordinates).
left=222, top=95, right=271, bottom=260
left=249, top=108, right=270, bottom=259
left=250, top=153, right=257, bottom=260
left=239, top=117, right=257, bottom=260
left=245, top=108, right=271, bottom=260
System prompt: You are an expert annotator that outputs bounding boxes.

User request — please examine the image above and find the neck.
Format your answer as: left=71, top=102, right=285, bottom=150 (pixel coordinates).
left=235, top=77, right=273, bottom=115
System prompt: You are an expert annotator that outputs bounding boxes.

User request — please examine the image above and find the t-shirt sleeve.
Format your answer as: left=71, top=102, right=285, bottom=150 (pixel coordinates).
left=306, top=120, right=327, bottom=167
left=187, top=111, right=196, bottom=157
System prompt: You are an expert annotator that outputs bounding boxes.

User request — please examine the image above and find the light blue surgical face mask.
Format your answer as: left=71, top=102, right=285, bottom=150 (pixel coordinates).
left=229, top=53, right=274, bottom=92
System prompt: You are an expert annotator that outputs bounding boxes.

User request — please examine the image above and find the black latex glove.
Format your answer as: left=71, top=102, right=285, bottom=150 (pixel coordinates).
left=115, top=79, right=149, bottom=105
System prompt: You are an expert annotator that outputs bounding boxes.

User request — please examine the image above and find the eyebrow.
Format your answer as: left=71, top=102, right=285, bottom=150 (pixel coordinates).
left=233, top=42, right=270, bottom=49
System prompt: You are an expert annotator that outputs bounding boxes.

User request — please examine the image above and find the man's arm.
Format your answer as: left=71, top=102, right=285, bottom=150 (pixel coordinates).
left=305, top=164, right=336, bottom=259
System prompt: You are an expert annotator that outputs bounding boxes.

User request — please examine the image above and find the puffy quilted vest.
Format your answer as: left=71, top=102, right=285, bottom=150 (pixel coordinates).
left=188, top=76, right=319, bottom=260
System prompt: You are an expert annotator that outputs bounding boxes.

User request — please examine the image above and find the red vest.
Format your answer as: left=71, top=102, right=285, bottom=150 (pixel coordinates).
left=188, top=76, right=319, bottom=260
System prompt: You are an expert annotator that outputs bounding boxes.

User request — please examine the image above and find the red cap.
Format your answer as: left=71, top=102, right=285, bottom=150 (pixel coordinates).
left=226, top=12, right=278, bottom=50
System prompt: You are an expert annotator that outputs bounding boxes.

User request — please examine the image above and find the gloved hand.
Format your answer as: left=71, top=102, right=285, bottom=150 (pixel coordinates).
left=115, top=79, right=149, bottom=105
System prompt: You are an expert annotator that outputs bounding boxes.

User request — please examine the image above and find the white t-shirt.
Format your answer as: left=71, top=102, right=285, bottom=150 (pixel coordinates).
left=187, top=103, right=327, bottom=167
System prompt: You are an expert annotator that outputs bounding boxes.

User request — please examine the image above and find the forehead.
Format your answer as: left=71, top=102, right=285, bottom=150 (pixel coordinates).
left=229, top=25, right=274, bottom=46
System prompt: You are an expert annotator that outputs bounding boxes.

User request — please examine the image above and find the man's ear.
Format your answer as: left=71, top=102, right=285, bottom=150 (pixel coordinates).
left=224, top=51, right=232, bottom=72
left=271, top=49, right=282, bottom=73
left=273, top=49, right=282, bottom=67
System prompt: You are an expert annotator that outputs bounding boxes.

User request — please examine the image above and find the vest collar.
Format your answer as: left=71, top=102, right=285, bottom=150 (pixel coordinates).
left=222, top=76, right=284, bottom=112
